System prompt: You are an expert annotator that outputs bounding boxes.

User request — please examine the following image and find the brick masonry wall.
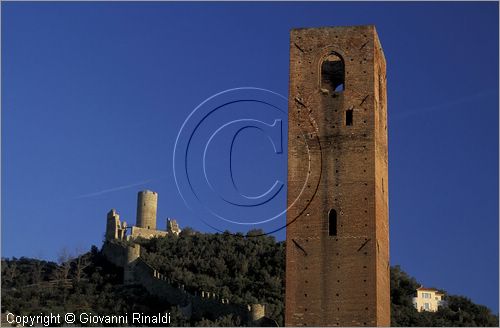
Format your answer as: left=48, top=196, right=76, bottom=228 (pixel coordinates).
left=285, top=26, right=390, bottom=327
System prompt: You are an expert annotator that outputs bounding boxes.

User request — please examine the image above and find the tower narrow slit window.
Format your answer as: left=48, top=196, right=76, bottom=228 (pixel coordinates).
left=321, top=53, right=345, bottom=94
left=328, top=209, right=338, bottom=236
left=346, top=109, right=353, bottom=126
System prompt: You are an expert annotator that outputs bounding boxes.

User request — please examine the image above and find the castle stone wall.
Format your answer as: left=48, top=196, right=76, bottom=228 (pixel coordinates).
left=130, top=226, right=168, bottom=240
left=133, top=260, right=189, bottom=305
left=102, top=241, right=129, bottom=268
left=101, top=241, right=267, bottom=324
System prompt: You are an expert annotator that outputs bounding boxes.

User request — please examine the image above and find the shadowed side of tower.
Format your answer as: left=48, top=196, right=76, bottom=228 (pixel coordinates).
left=285, top=26, right=390, bottom=327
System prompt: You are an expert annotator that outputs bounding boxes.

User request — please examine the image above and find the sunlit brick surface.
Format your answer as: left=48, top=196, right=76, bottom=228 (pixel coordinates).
left=285, top=26, right=390, bottom=327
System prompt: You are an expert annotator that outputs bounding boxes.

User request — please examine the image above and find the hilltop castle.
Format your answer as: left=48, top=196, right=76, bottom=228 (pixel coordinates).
left=105, top=190, right=181, bottom=242
left=101, top=190, right=273, bottom=326
left=103, top=190, right=182, bottom=285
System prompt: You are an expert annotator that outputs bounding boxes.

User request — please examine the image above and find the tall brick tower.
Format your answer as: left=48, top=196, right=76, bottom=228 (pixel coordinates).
left=285, top=26, right=389, bottom=326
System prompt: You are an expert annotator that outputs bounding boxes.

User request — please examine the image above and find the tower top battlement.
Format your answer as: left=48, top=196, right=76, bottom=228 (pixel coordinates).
left=140, top=189, right=157, bottom=194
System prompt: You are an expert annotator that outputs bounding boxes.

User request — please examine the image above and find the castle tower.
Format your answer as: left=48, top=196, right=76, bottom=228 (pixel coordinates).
left=136, top=190, right=158, bottom=230
left=249, top=304, right=266, bottom=322
left=124, top=244, right=140, bottom=284
left=106, top=209, right=120, bottom=241
left=285, top=26, right=389, bottom=326
left=167, top=218, right=182, bottom=235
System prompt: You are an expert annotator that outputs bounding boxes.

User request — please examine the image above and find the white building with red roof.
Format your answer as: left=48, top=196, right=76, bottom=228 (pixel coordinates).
left=412, top=286, right=446, bottom=312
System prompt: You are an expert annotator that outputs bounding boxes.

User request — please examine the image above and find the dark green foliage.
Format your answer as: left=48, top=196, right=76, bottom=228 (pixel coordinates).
left=1, top=248, right=171, bottom=326
left=135, top=230, right=285, bottom=325
left=2, top=233, right=497, bottom=327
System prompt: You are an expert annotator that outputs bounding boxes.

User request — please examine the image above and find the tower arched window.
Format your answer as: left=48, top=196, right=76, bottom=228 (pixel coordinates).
left=328, top=209, right=338, bottom=236
left=321, top=53, right=345, bottom=93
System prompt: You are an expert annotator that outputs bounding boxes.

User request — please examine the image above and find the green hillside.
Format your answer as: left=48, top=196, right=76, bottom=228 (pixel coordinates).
left=1, top=230, right=498, bottom=326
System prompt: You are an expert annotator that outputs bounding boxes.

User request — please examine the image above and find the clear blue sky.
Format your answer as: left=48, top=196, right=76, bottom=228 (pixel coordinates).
left=2, top=2, right=498, bottom=313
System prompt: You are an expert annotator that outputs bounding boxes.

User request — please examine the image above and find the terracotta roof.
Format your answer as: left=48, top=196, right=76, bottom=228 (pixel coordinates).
left=417, top=286, right=443, bottom=294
